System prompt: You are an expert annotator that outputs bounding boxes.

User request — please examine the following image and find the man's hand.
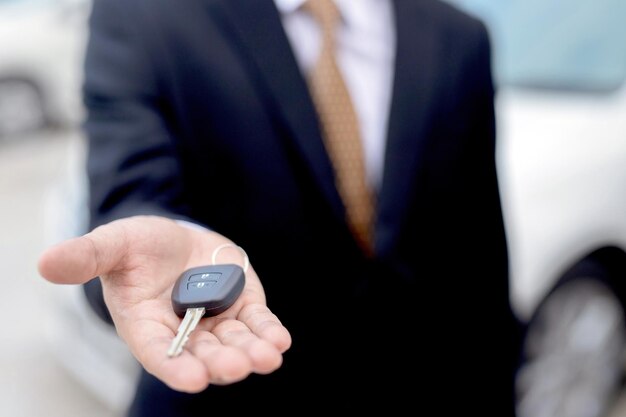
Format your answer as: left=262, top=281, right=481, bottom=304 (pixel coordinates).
left=37, top=215, right=292, bottom=393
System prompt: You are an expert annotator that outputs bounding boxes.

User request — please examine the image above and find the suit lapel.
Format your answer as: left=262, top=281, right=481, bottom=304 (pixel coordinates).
left=376, top=0, right=439, bottom=254
left=208, top=0, right=345, bottom=221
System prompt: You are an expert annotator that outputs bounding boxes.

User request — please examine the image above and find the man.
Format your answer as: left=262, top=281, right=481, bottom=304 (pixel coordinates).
left=38, top=0, right=521, bottom=414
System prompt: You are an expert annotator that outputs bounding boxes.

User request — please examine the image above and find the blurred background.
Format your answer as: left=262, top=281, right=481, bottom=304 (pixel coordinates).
left=0, top=0, right=138, bottom=416
left=1, top=0, right=625, bottom=416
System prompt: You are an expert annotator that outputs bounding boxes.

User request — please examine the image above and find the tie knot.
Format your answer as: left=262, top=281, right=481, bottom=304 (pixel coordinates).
left=304, top=0, right=341, bottom=30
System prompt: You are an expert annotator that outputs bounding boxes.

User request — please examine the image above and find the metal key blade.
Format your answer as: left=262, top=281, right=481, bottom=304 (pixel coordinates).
left=167, top=307, right=206, bottom=358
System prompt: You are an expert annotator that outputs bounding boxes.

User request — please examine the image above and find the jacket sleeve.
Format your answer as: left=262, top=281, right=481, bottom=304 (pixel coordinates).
left=83, top=0, right=191, bottom=230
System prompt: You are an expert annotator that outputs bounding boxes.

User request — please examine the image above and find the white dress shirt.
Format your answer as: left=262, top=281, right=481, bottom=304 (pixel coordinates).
left=274, top=0, right=396, bottom=192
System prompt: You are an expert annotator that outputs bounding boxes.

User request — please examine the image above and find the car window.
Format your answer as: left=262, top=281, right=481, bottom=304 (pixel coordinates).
left=445, top=0, right=626, bottom=92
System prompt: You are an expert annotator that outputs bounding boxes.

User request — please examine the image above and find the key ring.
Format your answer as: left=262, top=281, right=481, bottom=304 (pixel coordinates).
left=211, top=243, right=249, bottom=273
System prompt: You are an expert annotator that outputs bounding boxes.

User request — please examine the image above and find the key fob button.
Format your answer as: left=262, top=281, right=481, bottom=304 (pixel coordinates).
left=187, top=281, right=217, bottom=290
left=188, top=272, right=222, bottom=282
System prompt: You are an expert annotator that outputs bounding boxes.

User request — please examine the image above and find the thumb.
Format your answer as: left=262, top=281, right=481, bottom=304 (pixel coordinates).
left=38, top=223, right=129, bottom=285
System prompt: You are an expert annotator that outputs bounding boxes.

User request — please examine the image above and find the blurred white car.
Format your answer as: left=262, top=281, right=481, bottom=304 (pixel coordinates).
left=500, top=69, right=626, bottom=417
left=0, top=0, right=89, bottom=138
left=446, top=0, right=626, bottom=416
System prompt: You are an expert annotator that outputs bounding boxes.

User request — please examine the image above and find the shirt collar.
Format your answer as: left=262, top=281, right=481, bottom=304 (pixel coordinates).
left=274, top=0, right=306, bottom=14
left=274, top=0, right=386, bottom=27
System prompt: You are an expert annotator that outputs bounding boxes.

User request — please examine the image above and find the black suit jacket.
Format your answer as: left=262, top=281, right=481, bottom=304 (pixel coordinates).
left=83, top=0, right=520, bottom=414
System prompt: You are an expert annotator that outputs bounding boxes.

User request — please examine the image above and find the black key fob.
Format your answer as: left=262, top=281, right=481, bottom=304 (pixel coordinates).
left=171, top=264, right=245, bottom=318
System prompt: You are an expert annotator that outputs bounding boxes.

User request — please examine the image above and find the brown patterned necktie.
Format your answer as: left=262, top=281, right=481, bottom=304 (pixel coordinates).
left=304, top=0, right=375, bottom=254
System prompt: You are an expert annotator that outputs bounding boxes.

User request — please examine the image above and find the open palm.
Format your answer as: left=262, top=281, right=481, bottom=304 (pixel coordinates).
left=38, top=215, right=292, bottom=393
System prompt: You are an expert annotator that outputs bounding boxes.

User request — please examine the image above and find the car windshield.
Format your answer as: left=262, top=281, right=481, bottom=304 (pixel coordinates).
left=446, top=0, right=626, bottom=92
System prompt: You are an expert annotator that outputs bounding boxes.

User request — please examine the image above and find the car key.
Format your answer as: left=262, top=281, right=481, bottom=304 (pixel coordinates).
left=167, top=264, right=245, bottom=357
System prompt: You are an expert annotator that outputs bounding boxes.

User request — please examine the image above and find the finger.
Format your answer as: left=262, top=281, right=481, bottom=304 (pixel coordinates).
left=187, top=330, right=253, bottom=385
left=237, top=303, right=292, bottom=354
left=130, top=320, right=212, bottom=393
left=210, top=317, right=286, bottom=375
left=145, top=338, right=212, bottom=393
left=37, top=223, right=128, bottom=284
